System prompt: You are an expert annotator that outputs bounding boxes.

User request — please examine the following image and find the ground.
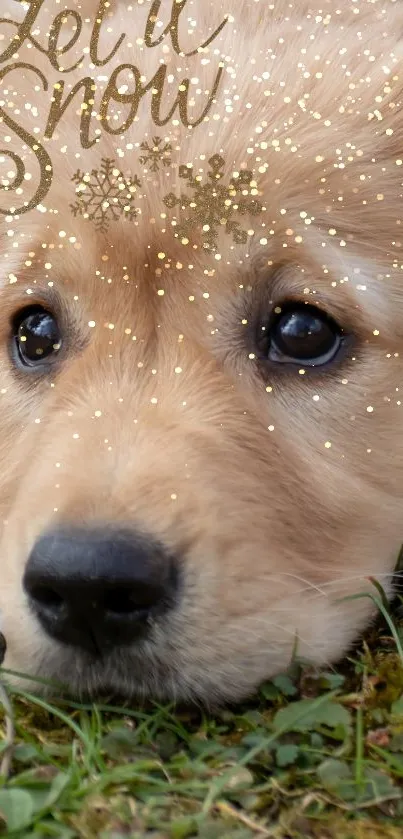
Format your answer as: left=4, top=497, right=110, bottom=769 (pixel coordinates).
left=1, top=584, right=403, bottom=838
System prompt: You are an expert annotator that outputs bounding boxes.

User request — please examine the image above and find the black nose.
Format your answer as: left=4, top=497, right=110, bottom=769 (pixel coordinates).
left=23, top=527, right=179, bottom=655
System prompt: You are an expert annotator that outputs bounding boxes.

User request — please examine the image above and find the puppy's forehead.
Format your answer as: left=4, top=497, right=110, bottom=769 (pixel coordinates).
left=0, top=203, right=397, bottom=348
left=1, top=0, right=402, bottom=334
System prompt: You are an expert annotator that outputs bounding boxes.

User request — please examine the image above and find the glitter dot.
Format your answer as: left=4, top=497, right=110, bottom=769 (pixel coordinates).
left=94, top=410, right=102, bottom=418
left=88, top=320, right=96, bottom=328
left=313, top=394, right=320, bottom=401
left=157, top=289, right=165, bottom=296
left=367, top=406, right=374, bottom=413
left=324, top=441, right=332, bottom=449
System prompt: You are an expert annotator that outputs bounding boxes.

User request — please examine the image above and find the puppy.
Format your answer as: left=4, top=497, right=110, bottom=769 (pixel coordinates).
left=0, top=0, right=402, bottom=704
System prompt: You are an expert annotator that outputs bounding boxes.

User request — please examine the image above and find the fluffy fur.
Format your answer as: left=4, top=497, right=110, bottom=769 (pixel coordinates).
left=0, top=0, right=403, bottom=703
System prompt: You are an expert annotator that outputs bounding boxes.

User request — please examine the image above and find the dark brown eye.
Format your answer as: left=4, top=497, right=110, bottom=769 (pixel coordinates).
left=266, top=303, right=342, bottom=367
left=14, top=307, right=62, bottom=367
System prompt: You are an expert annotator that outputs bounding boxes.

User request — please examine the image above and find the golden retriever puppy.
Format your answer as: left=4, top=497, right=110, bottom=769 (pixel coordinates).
left=0, top=0, right=402, bottom=703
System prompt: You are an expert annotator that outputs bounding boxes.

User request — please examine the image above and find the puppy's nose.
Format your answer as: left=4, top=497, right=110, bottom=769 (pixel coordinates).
left=23, top=527, right=178, bottom=655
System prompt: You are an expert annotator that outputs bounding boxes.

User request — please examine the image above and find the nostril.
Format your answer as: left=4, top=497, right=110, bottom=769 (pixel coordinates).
left=103, top=588, right=148, bottom=616
left=29, top=585, right=64, bottom=611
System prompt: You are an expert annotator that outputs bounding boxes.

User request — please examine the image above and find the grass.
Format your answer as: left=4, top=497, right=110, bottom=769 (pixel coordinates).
left=1, top=589, right=403, bottom=837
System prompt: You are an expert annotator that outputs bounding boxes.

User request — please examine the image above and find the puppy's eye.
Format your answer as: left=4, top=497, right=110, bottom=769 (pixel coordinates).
left=13, top=307, right=61, bottom=367
left=265, top=303, right=342, bottom=367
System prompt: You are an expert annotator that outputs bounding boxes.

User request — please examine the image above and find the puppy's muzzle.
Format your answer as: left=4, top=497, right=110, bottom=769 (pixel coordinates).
left=23, top=527, right=179, bottom=655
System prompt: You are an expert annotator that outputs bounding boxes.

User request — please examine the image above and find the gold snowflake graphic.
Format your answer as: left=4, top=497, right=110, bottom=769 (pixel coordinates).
left=163, top=154, right=263, bottom=251
left=139, top=136, right=172, bottom=172
left=70, top=158, right=141, bottom=233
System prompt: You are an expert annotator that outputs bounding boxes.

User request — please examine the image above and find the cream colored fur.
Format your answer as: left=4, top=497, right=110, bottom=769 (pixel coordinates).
left=0, top=0, right=402, bottom=702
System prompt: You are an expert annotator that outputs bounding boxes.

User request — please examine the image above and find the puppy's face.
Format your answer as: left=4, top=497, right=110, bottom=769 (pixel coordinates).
left=0, top=0, right=402, bottom=703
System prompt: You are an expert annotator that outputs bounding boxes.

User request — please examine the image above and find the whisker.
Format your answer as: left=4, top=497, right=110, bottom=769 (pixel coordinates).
left=257, top=572, right=401, bottom=605
left=319, top=572, right=398, bottom=590
left=257, top=572, right=329, bottom=597
left=238, top=615, right=321, bottom=656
